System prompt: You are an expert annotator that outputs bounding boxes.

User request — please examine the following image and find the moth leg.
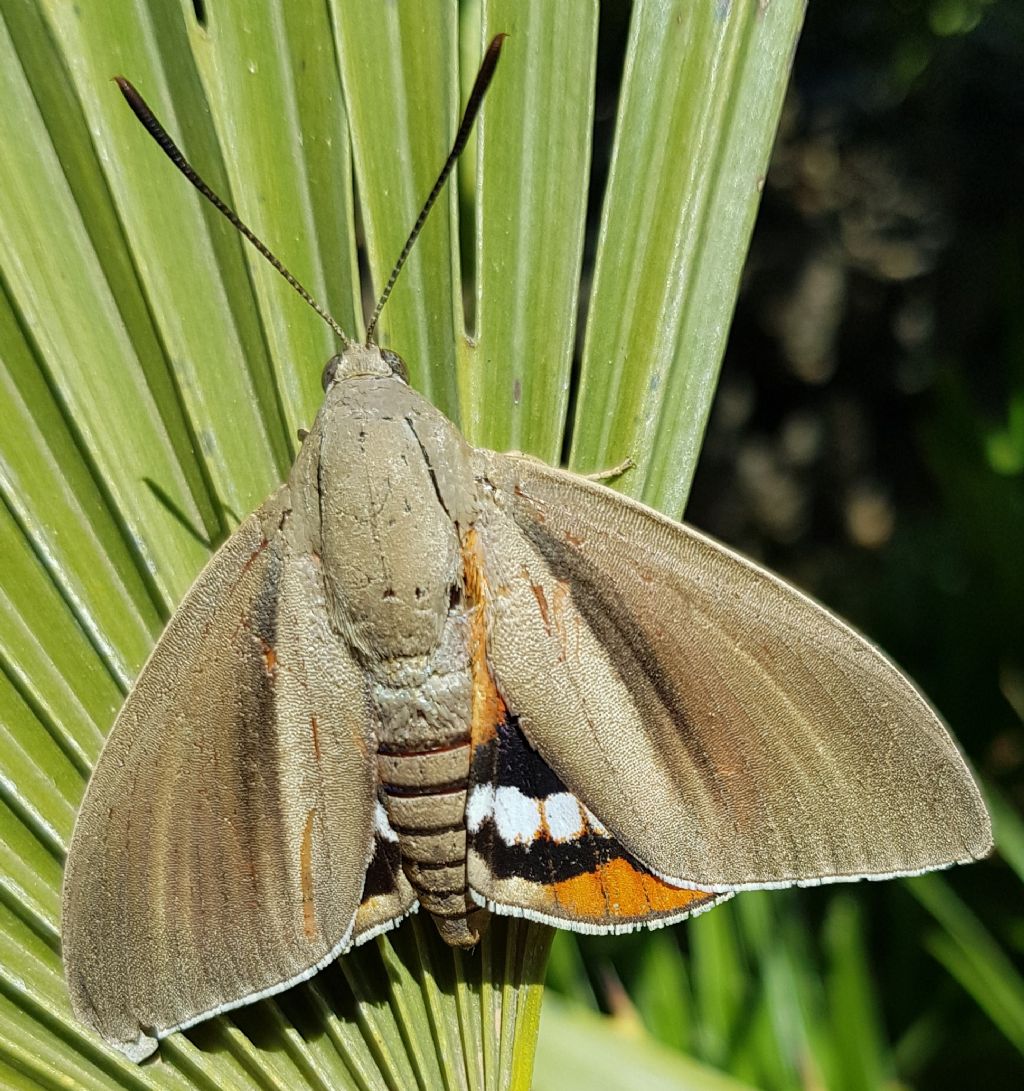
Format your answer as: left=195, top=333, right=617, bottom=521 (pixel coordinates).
left=497, top=451, right=634, bottom=483
left=585, top=456, right=634, bottom=482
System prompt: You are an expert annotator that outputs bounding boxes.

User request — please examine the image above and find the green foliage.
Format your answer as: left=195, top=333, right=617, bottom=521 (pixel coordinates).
left=1, top=0, right=1018, bottom=1088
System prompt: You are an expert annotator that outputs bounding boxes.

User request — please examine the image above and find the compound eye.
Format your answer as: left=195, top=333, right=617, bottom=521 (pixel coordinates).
left=381, top=349, right=409, bottom=383
left=321, top=355, right=342, bottom=391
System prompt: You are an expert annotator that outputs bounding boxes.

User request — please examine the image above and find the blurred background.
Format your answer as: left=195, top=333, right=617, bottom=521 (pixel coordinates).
left=542, top=2, right=1024, bottom=1088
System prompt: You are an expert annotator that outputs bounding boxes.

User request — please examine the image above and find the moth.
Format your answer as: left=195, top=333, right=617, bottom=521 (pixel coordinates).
left=62, top=37, right=991, bottom=1063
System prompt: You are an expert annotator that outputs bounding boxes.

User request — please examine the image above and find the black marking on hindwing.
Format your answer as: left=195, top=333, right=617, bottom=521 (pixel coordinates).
left=469, top=715, right=670, bottom=887
left=359, top=827, right=403, bottom=903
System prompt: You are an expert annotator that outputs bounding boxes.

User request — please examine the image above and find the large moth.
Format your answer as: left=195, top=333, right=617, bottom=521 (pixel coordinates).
left=62, top=37, right=991, bottom=1063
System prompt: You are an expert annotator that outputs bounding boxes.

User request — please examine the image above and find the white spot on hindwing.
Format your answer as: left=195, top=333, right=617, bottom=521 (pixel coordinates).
left=466, top=784, right=495, bottom=833
left=542, top=793, right=585, bottom=842
left=375, top=800, right=399, bottom=842
left=466, top=784, right=614, bottom=846
left=584, top=807, right=608, bottom=835
left=494, top=785, right=542, bottom=844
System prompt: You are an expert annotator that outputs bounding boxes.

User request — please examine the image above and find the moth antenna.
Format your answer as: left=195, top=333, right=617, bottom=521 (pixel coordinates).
left=364, top=32, right=507, bottom=345
left=114, top=76, right=351, bottom=345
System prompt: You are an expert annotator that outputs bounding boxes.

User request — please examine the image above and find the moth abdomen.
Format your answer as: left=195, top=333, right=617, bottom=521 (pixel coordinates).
left=370, top=608, right=484, bottom=945
left=383, top=785, right=468, bottom=828
left=376, top=743, right=483, bottom=945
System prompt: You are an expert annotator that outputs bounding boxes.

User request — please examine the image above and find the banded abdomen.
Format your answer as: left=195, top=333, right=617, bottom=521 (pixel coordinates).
left=372, top=612, right=486, bottom=946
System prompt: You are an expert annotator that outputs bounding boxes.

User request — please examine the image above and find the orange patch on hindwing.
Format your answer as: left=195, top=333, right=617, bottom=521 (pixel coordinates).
left=461, top=528, right=505, bottom=746
left=553, top=857, right=716, bottom=921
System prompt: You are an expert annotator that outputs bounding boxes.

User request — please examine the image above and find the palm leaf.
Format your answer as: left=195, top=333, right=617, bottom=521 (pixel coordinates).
left=0, top=0, right=805, bottom=1085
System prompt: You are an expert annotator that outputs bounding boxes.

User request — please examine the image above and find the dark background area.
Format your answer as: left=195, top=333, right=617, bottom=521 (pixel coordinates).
left=695, top=1, right=1024, bottom=1084
left=565, top=2, right=1023, bottom=1087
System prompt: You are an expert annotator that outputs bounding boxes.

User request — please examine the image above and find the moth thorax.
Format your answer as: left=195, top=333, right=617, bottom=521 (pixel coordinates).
left=317, top=393, right=464, bottom=661
left=370, top=613, right=472, bottom=750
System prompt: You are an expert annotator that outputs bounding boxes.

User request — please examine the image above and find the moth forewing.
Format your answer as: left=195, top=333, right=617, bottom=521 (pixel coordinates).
left=62, top=486, right=379, bottom=1061
left=472, top=450, right=992, bottom=890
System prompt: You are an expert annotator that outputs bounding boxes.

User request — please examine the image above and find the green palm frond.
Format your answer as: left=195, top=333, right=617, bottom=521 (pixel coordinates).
left=26, top=1, right=997, bottom=1088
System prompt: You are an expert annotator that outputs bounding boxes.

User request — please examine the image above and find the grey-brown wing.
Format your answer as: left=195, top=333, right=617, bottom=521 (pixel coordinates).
left=472, top=451, right=991, bottom=892
left=62, top=487, right=377, bottom=1061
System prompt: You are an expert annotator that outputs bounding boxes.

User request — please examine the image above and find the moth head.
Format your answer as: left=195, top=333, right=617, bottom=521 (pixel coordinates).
left=321, top=344, right=410, bottom=391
